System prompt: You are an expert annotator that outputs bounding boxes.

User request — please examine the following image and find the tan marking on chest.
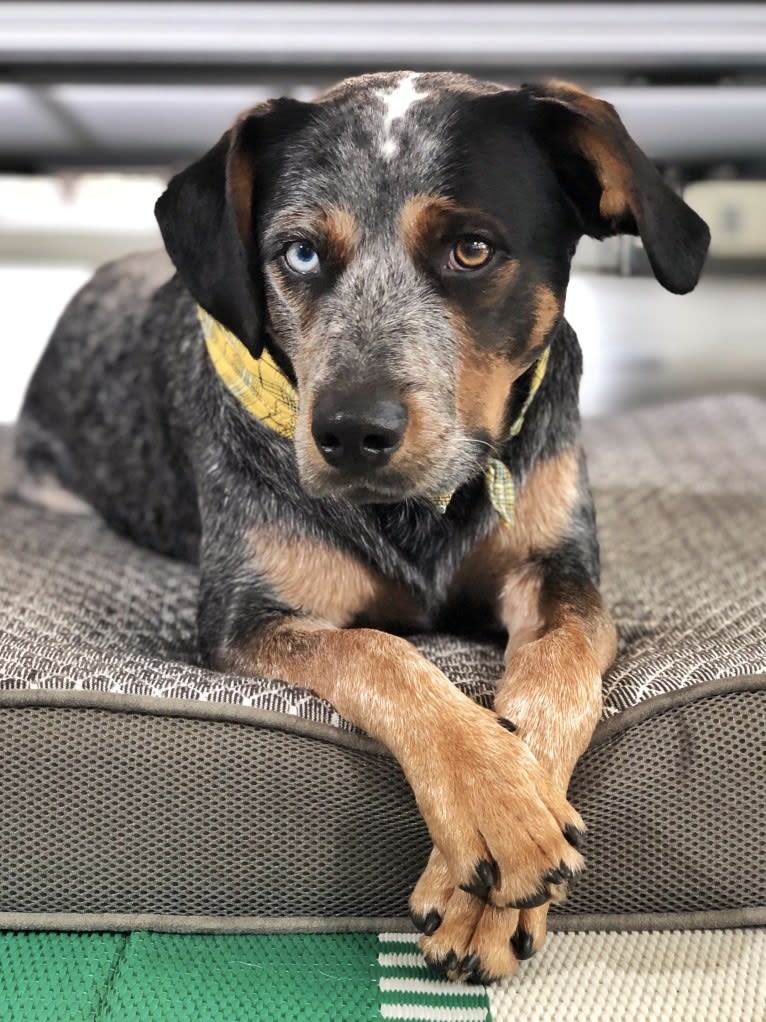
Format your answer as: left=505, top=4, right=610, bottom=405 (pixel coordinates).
left=445, top=448, right=580, bottom=623
left=502, top=448, right=581, bottom=559
left=249, top=526, right=425, bottom=629
left=445, top=531, right=544, bottom=647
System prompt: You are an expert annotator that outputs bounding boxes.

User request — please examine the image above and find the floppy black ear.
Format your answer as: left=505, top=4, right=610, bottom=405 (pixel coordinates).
left=520, top=81, right=710, bottom=294
left=155, top=98, right=315, bottom=355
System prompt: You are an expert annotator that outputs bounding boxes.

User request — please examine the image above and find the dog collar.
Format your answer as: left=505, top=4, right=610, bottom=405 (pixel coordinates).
left=198, top=307, right=549, bottom=525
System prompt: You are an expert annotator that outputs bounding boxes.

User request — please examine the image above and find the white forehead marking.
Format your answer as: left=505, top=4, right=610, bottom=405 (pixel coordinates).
left=375, top=73, right=429, bottom=159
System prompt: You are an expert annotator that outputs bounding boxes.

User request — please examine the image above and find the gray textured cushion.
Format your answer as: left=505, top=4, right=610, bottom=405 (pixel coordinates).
left=0, top=395, right=764, bottom=932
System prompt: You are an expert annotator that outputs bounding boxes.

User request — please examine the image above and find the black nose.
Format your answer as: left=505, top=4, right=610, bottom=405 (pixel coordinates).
left=312, top=387, right=408, bottom=471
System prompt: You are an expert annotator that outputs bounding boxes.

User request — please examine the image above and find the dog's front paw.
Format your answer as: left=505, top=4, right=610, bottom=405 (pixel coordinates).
left=409, top=706, right=584, bottom=913
left=410, top=860, right=517, bottom=985
left=422, top=892, right=518, bottom=984
left=410, top=846, right=570, bottom=983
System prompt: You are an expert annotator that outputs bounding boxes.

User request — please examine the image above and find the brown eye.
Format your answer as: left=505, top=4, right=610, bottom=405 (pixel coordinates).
left=449, top=237, right=494, bottom=271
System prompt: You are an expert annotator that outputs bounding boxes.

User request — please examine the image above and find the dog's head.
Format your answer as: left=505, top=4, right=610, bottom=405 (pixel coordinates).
left=156, top=72, right=709, bottom=503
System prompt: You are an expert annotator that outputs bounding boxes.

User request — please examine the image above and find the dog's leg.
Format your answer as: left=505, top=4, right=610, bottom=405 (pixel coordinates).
left=495, top=562, right=616, bottom=960
left=413, top=448, right=617, bottom=982
left=212, top=612, right=586, bottom=909
left=415, top=568, right=615, bottom=981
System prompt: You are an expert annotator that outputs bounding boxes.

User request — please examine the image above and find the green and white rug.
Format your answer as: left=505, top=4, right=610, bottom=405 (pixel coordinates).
left=1, top=928, right=763, bottom=1020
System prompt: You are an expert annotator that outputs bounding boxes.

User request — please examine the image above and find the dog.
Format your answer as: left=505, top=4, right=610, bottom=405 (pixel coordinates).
left=16, top=72, right=709, bottom=983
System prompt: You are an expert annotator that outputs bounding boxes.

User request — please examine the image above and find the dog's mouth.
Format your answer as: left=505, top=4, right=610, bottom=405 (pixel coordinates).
left=299, top=455, right=485, bottom=507
left=337, top=483, right=411, bottom=505
left=303, top=471, right=424, bottom=505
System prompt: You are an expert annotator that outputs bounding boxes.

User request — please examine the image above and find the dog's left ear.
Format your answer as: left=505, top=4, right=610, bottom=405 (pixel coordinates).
left=155, top=98, right=316, bottom=355
left=517, top=81, right=710, bottom=294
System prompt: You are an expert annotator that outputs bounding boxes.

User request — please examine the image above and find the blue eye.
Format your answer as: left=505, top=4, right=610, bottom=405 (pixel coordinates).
left=284, top=240, right=320, bottom=274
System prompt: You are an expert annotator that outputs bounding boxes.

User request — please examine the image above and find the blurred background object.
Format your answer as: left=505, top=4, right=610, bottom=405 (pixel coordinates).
left=2, top=1, right=765, bottom=421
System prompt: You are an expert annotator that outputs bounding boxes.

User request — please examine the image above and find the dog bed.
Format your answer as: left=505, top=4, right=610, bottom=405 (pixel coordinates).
left=0, top=394, right=764, bottom=934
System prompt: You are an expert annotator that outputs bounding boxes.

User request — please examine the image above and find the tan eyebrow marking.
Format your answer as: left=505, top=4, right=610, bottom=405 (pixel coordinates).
left=399, top=193, right=458, bottom=258
left=265, top=206, right=360, bottom=261
left=399, top=193, right=510, bottom=265
left=323, top=207, right=360, bottom=264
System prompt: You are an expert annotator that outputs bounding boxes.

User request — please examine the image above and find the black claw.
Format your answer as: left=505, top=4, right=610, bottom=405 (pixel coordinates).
left=564, top=823, right=586, bottom=850
left=543, top=866, right=565, bottom=885
left=497, top=716, right=518, bottom=733
left=410, top=910, right=426, bottom=932
left=461, top=952, right=481, bottom=976
left=543, top=861, right=575, bottom=885
left=444, top=950, right=459, bottom=973
left=459, top=857, right=499, bottom=900
left=423, top=909, right=442, bottom=936
left=425, top=955, right=448, bottom=979
left=465, top=969, right=487, bottom=986
left=511, top=929, right=536, bottom=961
left=411, top=908, right=442, bottom=935
left=509, top=888, right=549, bottom=910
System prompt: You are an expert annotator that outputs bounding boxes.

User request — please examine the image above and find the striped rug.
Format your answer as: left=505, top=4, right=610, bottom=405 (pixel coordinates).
left=0, top=928, right=763, bottom=1020
left=377, top=932, right=489, bottom=1021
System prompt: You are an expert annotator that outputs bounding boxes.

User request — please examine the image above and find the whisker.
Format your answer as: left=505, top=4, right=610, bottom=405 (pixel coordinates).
left=458, top=437, right=498, bottom=461
left=462, top=437, right=494, bottom=451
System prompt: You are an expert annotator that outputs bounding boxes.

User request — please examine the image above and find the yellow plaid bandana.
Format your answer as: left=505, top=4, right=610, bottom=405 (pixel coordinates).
left=199, top=308, right=549, bottom=526
left=199, top=308, right=298, bottom=440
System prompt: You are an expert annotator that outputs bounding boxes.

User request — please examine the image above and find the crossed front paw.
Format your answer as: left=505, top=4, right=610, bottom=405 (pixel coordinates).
left=410, top=707, right=584, bottom=912
left=405, top=710, right=585, bottom=983
left=409, top=845, right=573, bottom=983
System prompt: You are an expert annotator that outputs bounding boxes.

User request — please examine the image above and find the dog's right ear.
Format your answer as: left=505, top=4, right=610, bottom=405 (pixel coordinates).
left=155, top=99, right=315, bottom=357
